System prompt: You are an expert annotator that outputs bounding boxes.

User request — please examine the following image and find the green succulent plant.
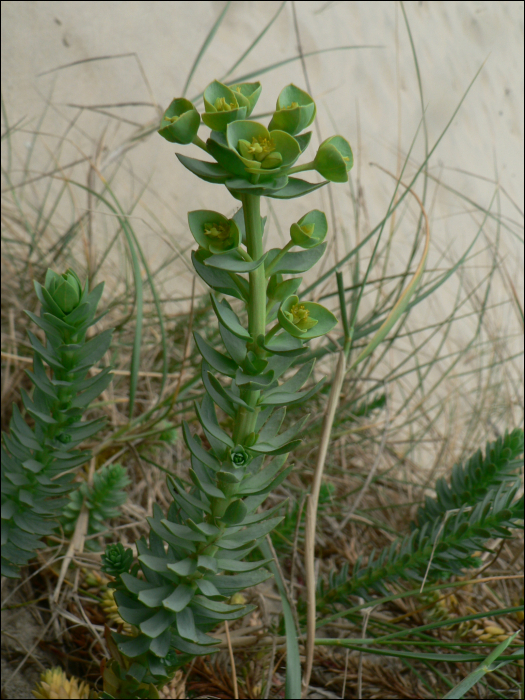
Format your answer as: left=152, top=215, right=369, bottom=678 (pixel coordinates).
left=1, top=269, right=113, bottom=578
left=99, top=77, right=352, bottom=698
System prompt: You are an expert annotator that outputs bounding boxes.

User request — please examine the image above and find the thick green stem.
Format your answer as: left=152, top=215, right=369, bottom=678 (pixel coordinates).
left=232, top=193, right=267, bottom=445
left=192, top=134, right=209, bottom=153
left=284, top=160, right=315, bottom=176
left=242, top=194, right=266, bottom=345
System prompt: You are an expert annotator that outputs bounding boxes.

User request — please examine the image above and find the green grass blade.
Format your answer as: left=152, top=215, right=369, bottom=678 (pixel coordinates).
left=442, top=633, right=520, bottom=699
left=349, top=191, right=430, bottom=369
left=225, top=45, right=383, bottom=86
left=303, top=59, right=486, bottom=296
left=258, top=538, right=301, bottom=699
left=220, top=1, right=288, bottom=82
left=190, top=45, right=383, bottom=104
left=182, top=1, right=232, bottom=97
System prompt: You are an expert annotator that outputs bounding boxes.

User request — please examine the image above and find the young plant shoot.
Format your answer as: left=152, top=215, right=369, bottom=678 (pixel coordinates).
left=100, top=79, right=352, bottom=698
left=1, top=270, right=113, bottom=578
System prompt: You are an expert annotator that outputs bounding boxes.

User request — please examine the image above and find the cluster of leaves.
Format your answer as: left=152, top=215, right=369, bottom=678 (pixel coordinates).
left=318, top=429, right=524, bottom=608
left=98, top=78, right=352, bottom=698
left=61, top=463, right=130, bottom=551
left=1, top=270, right=113, bottom=578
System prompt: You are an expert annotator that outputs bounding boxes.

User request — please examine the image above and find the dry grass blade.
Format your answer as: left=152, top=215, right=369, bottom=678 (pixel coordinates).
left=302, top=350, right=347, bottom=695
left=224, top=620, right=239, bottom=700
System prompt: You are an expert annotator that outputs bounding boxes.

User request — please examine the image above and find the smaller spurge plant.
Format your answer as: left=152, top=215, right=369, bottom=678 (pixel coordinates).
left=1, top=269, right=113, bottom=578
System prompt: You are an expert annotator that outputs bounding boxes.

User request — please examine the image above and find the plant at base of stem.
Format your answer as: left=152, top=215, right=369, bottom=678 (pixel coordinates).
left=102, top=77, right=353, bottom=698
left=1, top=268, right=113, bottom=578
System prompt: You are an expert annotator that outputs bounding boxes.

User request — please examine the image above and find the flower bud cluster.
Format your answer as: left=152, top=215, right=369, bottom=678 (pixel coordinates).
left=158, top=78, right=353, bottom=187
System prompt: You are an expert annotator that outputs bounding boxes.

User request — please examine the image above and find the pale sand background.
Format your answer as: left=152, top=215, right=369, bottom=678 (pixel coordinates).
left=1, top=1, right=524, bottom=433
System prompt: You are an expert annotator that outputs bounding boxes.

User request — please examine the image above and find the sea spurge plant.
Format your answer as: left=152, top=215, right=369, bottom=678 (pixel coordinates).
left=1, top=269, right=113, bottom=578
left=98, top=78, right=351, bottom=698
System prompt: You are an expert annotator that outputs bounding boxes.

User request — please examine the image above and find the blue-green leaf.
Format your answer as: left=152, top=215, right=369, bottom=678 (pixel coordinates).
left=176, top=153, right=231, bottom=183
left=195, top=396, right=234, bottom=449
left=202, top=364, right=237, bottom=418
left=192, top=249, right=247, bottom=301
left=222, top=499, right=248, bottom=525
left=167, top=475, right=211, bottom=514
left=167, top=558, right=197, bottom=576
left=266, top=176, right=327, bottom=199
left=140, top=609, right=177, bottom=638
left=117, top=634, right=152, bottom=658
left=259, top=378, right=326, bottom=407
left=190, top=459, right=225, bottom=500
left=266, top=359, right=315, bottom=396
left=162, top=584, right=195, bottom=612
left=182, top=421, right=221, bottom=471
left=176, top=607, right=198, bottom=642
left=219, top=322, right=247, bottom=365
left=206, top=372, right=254, bottom=412
left=265, top=243, right=327, bottom=275
left=194, top=331, right=237, bottom=377
left=210, top=296, right=250, bottom=340
left=204, top=249, right=268, bottom=273
left=258, top=333, right=307, bottom=357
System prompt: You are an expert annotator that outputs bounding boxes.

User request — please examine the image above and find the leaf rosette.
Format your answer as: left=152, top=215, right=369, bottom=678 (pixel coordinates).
left=102, top=542, right=134, bottom=577
left=188, top=210, right=240, bottom=254
left=268, top=83, right=316, bottom=136
left=205, top=120, right=302, bottom=189
left=314, top=135, right=354, bottom=183
left=290, top=209, right=328, bottom=248
left=158, top=98, right=200, bottom=145
left=43, top=268, right=82, bottom=316
left=278, top=295, right=338, bottom=339
left=230, top=445, right=251, bottom=467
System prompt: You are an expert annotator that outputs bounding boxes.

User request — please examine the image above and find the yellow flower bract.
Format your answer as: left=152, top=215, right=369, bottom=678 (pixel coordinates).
left=214, top=97, right=236, bottom=112
left=204, top=222, right=231, bottom=241
left=290, top=303, right=318, bottom=331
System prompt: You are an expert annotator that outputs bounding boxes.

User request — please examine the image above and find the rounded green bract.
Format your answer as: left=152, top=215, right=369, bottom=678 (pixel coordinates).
left=202, top=80, right=248, bottom=131
left=229, top=81, right=262, bottom=117
left=268, top=84, right=317, bottom=135
left=290, top=209, right=328, bottom=248
left=226, top=120, right=302, bottom=178
left=158, top=98, right=200, bottom=145
left=278, top=295, right=338, bottom=339
left=314, top=135, right=354, bottom=183
left=188, top=209, right=240, bottom=254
